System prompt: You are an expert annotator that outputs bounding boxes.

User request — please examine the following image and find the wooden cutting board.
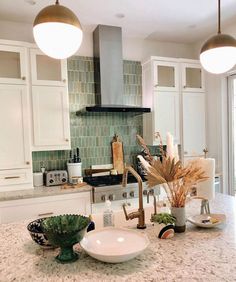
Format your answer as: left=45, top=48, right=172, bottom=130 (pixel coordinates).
left=111, top=134, right=124, bottom=174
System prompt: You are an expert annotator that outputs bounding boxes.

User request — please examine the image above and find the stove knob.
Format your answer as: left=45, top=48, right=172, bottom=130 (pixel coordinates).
left=101, top=195, right=106, bottom=202
left=61, top=177, right=67, bottom=183
left=143, top=190, right=147, bottom=196
left=108, top=194, right=115, bottom=201
left=149, top=188, right=154, bottom=195
left=130, top=191, right=135, bottom=198
left=49, top=179, right=54, bottom=184
left=122, top=192, right=128, bottom=198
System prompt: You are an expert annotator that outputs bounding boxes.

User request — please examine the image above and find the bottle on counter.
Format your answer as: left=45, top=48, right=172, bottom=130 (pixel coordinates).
left=103, top=200, right=114, bottom=227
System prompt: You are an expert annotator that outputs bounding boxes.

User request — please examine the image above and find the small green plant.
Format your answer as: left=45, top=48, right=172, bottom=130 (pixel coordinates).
left=151, top=213, right=176, bottom=225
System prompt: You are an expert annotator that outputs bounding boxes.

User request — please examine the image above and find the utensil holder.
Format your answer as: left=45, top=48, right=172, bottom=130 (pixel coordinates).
left=67, top=163, right=82, bottom=184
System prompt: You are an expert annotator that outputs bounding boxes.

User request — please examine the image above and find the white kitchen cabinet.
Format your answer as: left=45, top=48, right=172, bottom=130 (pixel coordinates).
left=0, top=44, right=27, bottom=85
left=0, top=85, right=31, bottom=169
left=29, top=48, right=71, bottom=151
left=31, top=86, right=70, bottom=150
left=142, top=57, right=206, bottom=158
left=142, top=57, right=180, bottom=145
left=0, top=84, right=33, bottom=191
left=183, top=91, right=206, bottom=158
left=30, top=48, right=67, bottom=87
left=0, top=191, right=91, bottom=223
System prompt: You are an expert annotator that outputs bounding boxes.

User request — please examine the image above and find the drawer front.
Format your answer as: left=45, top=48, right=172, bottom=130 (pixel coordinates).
left=0, top=192, right=91, bottom=223
left=0, top=169, right=32, bottom=186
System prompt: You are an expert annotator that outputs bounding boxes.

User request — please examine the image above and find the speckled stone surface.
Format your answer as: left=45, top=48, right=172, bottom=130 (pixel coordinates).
left=0, top=185, right=92, bottom=202
left=0, top=193, right=236, bottom=282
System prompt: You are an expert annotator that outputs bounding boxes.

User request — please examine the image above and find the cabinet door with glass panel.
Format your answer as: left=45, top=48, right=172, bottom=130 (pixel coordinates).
left=153, top=60, right=179, bottom=91
left=0, top=45, right=27, bottom=85
left=30, top=48, right=67, bottom=86
left=181, top=63, right=205, bottom=92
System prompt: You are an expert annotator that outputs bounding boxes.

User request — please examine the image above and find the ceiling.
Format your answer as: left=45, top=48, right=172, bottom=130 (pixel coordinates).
left=1, top=0, right=236, bottom=43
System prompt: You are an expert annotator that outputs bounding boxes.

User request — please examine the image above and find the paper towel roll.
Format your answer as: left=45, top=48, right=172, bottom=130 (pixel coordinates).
left=196, top=158, right=215, bottom=200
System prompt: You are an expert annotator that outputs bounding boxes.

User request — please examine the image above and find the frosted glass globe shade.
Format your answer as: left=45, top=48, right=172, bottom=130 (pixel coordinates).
left=200, top=46, right=236, bottom=74
left=33, top=22, right=82, bottom=59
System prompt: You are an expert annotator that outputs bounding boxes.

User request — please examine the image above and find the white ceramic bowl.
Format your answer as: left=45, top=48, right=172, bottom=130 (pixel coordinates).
left=80, top=227, right=150, bottom=263
left=188, top=213, right=226, bottom=228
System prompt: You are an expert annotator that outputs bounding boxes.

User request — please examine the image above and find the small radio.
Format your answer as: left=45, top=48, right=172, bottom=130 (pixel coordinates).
left=45, top=170, right=68, bottom=186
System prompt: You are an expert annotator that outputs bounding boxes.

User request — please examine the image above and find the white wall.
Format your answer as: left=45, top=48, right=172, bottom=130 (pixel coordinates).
left=0, top=20, right=196, bottom=61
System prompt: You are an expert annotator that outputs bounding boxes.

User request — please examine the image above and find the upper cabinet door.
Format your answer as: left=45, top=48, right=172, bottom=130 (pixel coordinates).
left=153, top=61, right=179, bottom=91
left=31, top=85, right=71, bottom=150
left=181, top=63, right=205, bottom=92
left=30, top=48, right=67, bottom=87
left=0, top=45, right=27, bottom=85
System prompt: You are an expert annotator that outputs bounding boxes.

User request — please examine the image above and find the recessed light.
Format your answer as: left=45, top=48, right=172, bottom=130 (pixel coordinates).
left=115, top=13, right=125, bottom=19
left=25, top=0, right=36, bottom=5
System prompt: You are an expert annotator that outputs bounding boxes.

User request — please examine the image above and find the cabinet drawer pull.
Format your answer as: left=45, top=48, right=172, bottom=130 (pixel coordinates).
left=21, top=76, right=26, bottom=80
left=4, top=176, right=20, bottom=179
left=65, top=138, right=69, bottom=142
left=154, top=84, right=158, bottom=87
left=62, top=79, right=66, bottom=83
left=26, top=161, right=30, bottom=165
left=38, top=212, right=54, bottom=217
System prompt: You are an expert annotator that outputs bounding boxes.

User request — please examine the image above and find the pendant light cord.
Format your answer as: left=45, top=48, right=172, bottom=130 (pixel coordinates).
left=55, top=0, right=59, bottom=4
left=218, top=0, right=221, bottom=34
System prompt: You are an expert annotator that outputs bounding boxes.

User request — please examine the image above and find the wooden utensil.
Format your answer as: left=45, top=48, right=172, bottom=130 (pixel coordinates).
left=111, top=134, right=124, bottom=174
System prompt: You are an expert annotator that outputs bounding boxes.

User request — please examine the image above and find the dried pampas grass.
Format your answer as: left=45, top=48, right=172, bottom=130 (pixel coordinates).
left=136, top=134, right=208, bottom=207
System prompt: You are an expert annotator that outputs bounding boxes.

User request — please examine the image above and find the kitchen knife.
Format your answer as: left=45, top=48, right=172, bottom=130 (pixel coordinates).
left=76, top=147, right=81, bottom=163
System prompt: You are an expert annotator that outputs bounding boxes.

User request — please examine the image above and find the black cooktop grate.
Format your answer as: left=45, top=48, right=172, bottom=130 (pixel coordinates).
left=83, top=174, right=146, bottom=187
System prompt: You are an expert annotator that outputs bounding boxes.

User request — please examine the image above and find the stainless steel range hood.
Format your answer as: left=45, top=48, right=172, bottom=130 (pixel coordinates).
left=84, top=25, right=150, bottom=113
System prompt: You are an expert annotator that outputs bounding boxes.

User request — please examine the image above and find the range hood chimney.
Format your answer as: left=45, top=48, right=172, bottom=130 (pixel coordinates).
left=85, top=25, right=150, bottom=113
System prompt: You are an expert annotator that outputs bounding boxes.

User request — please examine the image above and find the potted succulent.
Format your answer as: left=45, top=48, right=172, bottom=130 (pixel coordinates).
left=151, top=213, right=176, bottom=239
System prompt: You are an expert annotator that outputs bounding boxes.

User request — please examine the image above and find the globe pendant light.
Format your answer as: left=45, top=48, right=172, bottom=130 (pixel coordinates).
left=200, top=0, right=236, bottom=74
left=33, top=0, right=83, bottom=59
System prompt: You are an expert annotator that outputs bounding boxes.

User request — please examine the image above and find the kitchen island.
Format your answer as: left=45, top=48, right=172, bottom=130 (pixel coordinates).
left=0, top=193, right=236, bottom=282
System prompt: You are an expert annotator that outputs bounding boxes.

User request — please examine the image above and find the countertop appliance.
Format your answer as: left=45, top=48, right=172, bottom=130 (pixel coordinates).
left=84, top=174, right=160, bottom=204
left=45, top=170, right=68, bottom=186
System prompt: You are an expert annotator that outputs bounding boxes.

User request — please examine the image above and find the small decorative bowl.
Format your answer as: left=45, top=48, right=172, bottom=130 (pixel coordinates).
left=42, top=214, right=91, bottom=264
left=27, top=218, right=54, bottom=249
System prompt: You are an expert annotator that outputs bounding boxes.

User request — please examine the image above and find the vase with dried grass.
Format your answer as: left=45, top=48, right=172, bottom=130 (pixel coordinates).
left=136, top=133, right=207, bottom=233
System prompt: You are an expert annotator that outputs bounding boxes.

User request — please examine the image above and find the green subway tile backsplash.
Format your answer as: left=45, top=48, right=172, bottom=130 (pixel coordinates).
left=32, top=56, right=144, bottom=173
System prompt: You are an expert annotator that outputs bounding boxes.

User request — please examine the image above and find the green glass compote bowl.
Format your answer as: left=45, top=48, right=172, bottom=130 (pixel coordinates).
left=42, top=214, right=91, bottom=264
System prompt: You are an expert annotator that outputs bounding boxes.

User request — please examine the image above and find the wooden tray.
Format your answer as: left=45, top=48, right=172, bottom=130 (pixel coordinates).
left=61, top=182, right=87, bottom=189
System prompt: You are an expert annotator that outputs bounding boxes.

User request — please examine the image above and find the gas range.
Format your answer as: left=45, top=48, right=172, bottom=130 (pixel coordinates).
left=83, top=174, right=159, bottom=204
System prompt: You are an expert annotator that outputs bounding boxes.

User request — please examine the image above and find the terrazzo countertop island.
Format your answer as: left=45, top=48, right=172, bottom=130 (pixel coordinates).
left=1, top=193, right=236, bottom=282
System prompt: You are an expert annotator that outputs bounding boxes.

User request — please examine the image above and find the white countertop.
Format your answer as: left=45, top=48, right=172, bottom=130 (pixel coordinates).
left=0, top=184, right=92, bottom=202
left=0, top=193, right=235, bottom=282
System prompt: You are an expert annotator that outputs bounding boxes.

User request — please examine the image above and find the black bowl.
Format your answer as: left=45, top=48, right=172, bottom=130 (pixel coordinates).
left=27, top=218, right=54, bottom=249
